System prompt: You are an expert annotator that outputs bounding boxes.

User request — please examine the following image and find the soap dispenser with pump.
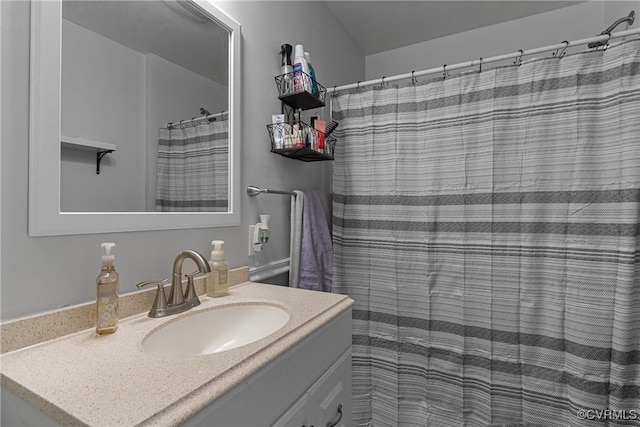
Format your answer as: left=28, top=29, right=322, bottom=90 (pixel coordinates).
left=207, top=240, right=229, bottom=297
left=96, top=242, right=119, bottom=335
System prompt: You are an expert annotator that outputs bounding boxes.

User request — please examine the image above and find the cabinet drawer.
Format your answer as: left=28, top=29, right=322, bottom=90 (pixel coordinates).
left=308, top=349, right=351, bottom=427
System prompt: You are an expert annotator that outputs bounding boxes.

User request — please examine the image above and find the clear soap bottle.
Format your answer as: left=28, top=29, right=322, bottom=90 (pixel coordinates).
left=207, top=240, right=229, bottom=297
left=96, top=242, right=119, bottom=335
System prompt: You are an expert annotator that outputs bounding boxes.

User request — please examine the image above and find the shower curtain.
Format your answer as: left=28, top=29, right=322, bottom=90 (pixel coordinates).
left=332, top=40, right=639, bottom=427
left=155, top=119, right=228, bottom=211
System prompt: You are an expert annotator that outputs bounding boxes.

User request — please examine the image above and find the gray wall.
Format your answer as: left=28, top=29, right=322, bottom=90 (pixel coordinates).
left=366, top=1, right=640, bottom=79
left=0, top=1, right=364, bottom=320
left=6, top=0, right=635, bottom=320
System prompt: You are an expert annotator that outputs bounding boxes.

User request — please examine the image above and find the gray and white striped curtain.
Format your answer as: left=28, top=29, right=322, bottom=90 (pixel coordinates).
left=155, top=119, right=228, bottom=212
left=332, top=40, right=639, bottom=427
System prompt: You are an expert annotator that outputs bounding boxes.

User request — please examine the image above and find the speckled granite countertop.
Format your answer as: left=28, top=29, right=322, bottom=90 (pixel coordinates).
left=0, top=282, right=353, bottom=426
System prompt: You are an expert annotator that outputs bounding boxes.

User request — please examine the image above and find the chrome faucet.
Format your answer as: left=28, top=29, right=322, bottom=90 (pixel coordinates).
left=137, top=250, right=211, bottom=318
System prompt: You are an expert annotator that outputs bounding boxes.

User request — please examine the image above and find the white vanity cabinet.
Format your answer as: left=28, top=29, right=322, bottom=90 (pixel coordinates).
left=183, top=307, right=352, bottom=427
left=274, top=349, right=351, bottom=427
left=1, top=283, right=353, bottom=427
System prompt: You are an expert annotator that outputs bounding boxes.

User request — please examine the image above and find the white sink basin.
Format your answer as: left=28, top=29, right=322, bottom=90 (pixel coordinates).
left=142, top=303, right=290, bottom=357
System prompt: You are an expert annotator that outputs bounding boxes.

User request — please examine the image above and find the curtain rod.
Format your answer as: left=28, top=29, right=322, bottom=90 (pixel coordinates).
left=327, top=28, right=640, bottom=94
left=166, top=110, right=228, bottom=129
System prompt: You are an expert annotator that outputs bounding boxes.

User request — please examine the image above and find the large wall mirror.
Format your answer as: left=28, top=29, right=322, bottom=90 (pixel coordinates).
left=29, top=0, right=241, bottom=236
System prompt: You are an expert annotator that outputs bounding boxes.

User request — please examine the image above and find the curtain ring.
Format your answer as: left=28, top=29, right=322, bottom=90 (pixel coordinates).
left=513, top=49, right=523, bottom=66
left=559, top=40, right=569, bottom=58
left=411, top=70, right=416, bottom=85
left=357, top=81, right=361, bottom=90
left=381, top=76, right=386, bottom=88
left=601, top=33, right=611, bottom=51
left=478, top=57, right=483, bottom=73
left=443, top=64, right=448, bottom=80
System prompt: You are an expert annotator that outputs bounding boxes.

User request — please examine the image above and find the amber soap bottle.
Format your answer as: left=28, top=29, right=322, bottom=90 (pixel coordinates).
left=96, top=242, right=119, bottom=335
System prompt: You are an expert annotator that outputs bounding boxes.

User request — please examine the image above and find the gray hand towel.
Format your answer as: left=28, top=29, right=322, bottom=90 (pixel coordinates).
left=297, top=190, right=332, bottom=292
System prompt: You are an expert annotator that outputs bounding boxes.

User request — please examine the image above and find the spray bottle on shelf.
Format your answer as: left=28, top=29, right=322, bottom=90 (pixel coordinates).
left=207, top=240, right=229, bottom=297
left=279, top=43, right=294, bottom=95
left=96, top=242, right=119, bottom=335
left=293, top=44, right=310, bottom=93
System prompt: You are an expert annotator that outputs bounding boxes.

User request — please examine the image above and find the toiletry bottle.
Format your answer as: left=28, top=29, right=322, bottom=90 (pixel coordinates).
left=272, top=114, right=286, bottom=149
left=207, top=240, right=229, bottom=297
left=304, top=51, right=319, bottom=97
left=292, top=122, right=304, bottom=147
left=279, top=44, right=294, bottom=95
left=314, top=119, right=326, bottom=152
left=293, top=44, right=310, bottom=93
left=96, top=242, right=119, bottom=335
left=283, top=123, right=294, bottom=148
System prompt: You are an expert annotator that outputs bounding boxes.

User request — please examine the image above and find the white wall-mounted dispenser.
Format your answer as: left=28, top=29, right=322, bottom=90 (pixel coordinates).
left=248, top=214, right=271, bottom=256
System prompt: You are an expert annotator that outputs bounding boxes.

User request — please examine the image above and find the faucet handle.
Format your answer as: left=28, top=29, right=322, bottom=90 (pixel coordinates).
left=136, top=279, right=169, bottom=317
left=183, top=271, right=202, bottom=306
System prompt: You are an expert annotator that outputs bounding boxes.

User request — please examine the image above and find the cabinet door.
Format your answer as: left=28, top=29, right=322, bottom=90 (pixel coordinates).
left=307, top=350, right=352, bottom=427
left=272, top=394, right=309, bottom=427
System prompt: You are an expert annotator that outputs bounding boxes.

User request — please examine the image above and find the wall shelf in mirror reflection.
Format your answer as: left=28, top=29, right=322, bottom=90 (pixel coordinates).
left=60, top=135, right=116, bottom=174
left=29, top=0, right=241, bottom=235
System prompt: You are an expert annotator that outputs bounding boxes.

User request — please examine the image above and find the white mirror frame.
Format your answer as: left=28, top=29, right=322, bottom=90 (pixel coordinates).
left=28, top=0, right=241, bottom=236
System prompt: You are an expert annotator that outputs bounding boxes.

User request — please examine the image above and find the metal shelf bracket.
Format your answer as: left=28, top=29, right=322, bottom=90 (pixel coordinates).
left=96, top=150, right=114, bottom=174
